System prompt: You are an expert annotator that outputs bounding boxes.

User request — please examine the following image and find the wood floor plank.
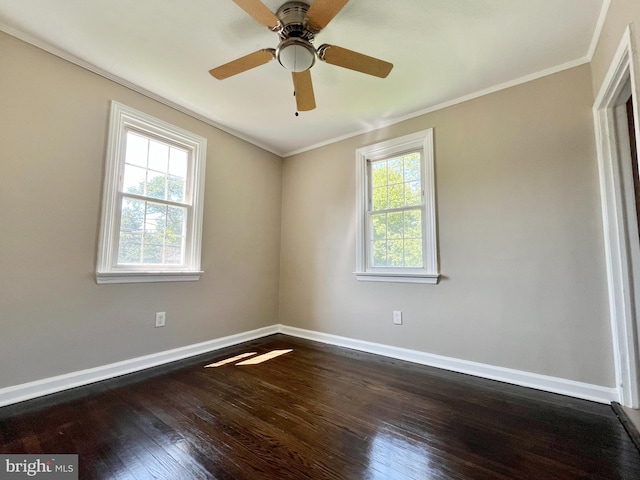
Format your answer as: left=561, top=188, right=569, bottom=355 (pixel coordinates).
left=1, top=334, right=639, bottom=479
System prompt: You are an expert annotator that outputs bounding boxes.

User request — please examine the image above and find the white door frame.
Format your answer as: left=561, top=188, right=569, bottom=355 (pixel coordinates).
left=593, top=25, right=640, bottom=408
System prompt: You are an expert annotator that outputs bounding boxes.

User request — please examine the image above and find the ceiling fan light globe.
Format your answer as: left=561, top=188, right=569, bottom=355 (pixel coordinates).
left=277, top=39, right=316, bottom=72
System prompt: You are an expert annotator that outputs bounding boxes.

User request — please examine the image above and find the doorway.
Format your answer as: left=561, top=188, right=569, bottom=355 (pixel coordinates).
left=593, top=26, right=640, bottom=408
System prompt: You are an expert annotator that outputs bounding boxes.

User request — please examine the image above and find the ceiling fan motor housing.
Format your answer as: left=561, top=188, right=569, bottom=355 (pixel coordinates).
left=275, top=1, right=316, bottom=72
left=276, top=1, right=314, bottom=40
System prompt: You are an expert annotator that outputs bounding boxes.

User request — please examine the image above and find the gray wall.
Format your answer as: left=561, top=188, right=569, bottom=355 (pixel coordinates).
left=279, top=64, right=616, bottom=387
left=0, top=32, right=283, bottom=389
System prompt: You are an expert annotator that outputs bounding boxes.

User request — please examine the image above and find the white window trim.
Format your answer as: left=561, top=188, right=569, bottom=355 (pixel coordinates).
left=96, top=101, right=207, bottom=284
left=355, top=129, right=439, bottom=284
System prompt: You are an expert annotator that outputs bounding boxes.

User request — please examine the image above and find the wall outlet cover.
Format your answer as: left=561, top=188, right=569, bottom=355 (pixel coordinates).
left=155, top=312, right=166, bottom=327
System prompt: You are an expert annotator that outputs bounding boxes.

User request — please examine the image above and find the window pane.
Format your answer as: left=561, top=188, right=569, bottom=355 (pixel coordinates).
left=169, top=147, right=188, bottom=177
left=148, top=139, right=169, bottom=173
left=166, top=234, right=184, bottom=247
left=167, top=207, right=187, bottom=236
left=146, top=170, right=167, bottom=200
left=164, top=246, right=183, bottom=264
left=404, top=239, right=423, bottom=267
left=369, top=210, right=424, bottom=269
left=142, top=236, right=163, bottom=264
left=404, top=153, right=421, bottom=181
left=387, top=212, right=403, bottom=239
left=388, top=184, right=404, bottom=209
left=166, top=206, right=185, bottom=236
left=125, top=132, right=148, bottom=167
left=371, top=213, right=387, bottom=240
left=145, top=203, right=166, bottom=236
left=167, top=175, right=185, bottom=203
left=121, top=135, right=187, bottom=266
left=123, top=164, right=146, bottom=195
left=117, top=200, right=186, bottom=266
left=118, top=232, right=142, bottom=264
left=404, top=210, right=422, bottom=238
left=372, top=240, right=387, bottom=266
left=120, top=198, right=145, bottom=233
left=387, top=240, right=404, bottom=266
left=165, top=235, right=184, bottom=264
left=372, top=187, right=387, bottom=211
left=405, top=181, right=421, bottom=206
left=372, top=162, right=387, bottom=188
left=388, top=157, right=403, bottom=184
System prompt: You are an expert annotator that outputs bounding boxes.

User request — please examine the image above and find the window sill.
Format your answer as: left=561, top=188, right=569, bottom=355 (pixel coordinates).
left=96, top=271, right=203, bottom=285
left=354, top=272, right=440, bottom=284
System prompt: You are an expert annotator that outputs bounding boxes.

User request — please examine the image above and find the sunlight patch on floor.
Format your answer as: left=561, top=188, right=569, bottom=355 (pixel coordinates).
left=236, top=349, right=293, bottom=365
left=204, top=352, right=257, bottom=368
left=204, top=349, right=293, bottom=367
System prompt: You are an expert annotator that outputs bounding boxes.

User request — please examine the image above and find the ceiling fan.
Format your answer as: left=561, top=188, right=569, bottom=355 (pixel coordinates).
left=209, top=0, right=393, bottom=113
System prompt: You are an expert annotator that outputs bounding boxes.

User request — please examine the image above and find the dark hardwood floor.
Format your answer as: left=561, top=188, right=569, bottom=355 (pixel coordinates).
left=1, top=334, right=639, bottom=479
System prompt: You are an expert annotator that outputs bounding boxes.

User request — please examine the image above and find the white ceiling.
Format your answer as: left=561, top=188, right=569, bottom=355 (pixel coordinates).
left=0, top=0, right=607, bottom=156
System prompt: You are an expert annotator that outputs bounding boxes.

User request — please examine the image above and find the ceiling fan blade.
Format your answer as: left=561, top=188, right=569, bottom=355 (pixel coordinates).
left=209, top=49, right=275, bottom=80
left=232, top=0, right=279, bottom=29
left=318, top=44, right=393, bottom=78
left=292, top=70, right=316, bottom=111
left=306, top=0, right=349, bottom=32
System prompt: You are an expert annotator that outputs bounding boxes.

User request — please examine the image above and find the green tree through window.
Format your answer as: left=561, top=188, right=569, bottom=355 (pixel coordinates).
left=369, top=152, right=423, bottom=268
left=118, top=132, right=188, bottom=266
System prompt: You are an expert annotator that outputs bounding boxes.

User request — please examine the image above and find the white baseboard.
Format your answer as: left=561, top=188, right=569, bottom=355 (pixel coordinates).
left=0, top=325, right=279, bottom=408
left=279, top=325, right=619, bottom=405
left=0, top=323, right=619, bottom=408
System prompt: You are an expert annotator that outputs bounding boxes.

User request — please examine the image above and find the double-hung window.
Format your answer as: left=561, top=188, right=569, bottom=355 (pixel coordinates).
left=96, top=102, right=207, bottom=284
left=355, top=129, right=439, bottom=283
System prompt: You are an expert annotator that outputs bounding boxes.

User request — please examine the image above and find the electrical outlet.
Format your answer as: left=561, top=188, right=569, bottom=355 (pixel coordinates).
left=393, top=310, right=402, bottom=325
left=155, top=312, right=166, bottom=328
